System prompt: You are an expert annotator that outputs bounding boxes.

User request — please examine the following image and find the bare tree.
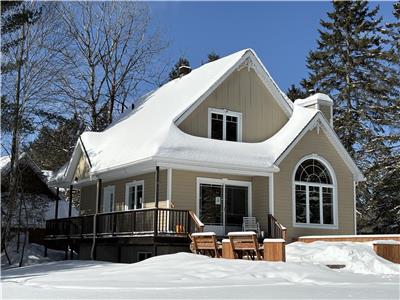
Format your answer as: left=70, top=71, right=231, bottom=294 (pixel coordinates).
left=58, top=2, right=168, bottom=130
left=1, top=2, right=66, bottom=259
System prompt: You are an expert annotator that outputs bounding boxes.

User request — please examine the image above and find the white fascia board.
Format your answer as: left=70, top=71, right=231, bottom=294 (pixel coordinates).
left=175, top=50, right=292, bottom=126
left=51, top=141, right=83, bottom=186
left=155, top=157, right=277, bottom=177
left=275, top=113, right=365, bottom=182
left=90, top=158, right=156, bottom=181
left=52, top=138, right=93, bottom=187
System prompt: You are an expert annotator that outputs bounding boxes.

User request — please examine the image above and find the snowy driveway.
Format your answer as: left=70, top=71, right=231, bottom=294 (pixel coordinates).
left=2, top=252, right=399, bottom=299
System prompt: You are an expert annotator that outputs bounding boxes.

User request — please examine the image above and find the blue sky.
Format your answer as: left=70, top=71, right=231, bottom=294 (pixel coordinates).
left=149, top=1, right=396, bottom=92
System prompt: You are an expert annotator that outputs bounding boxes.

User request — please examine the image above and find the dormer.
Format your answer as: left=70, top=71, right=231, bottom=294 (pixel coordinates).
left=295, top=93, right=333, bottom=127
left=178, top=62, right=290, bottom=143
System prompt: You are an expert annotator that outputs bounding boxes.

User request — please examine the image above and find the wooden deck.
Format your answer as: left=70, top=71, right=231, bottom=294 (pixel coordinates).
left=46, top=208, right=201, bottom=239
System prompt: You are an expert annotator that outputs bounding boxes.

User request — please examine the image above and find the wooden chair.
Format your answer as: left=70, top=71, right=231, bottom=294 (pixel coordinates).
left=228, top=231, right=263, bottom=260
left=242, top=217, right=261, bottom=237
left=190, top=232, right=222, bottom=258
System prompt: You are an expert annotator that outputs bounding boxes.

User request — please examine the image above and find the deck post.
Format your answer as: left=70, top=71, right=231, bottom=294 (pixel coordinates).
left=91, top=178, right=102, bottom=260
left=54, top=187, right=59, bottom=219
left=68, top=185, right=73, bottom=218
left=155, top=166, right=160, bottom=209
left=67, top=185, right=73, bottom=260
left=153, top=166, right=160, bottom=255
left=263, top=239, right=286, bottom=262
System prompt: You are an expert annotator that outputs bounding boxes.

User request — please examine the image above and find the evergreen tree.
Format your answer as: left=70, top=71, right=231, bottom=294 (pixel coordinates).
left=301, top=1, right=400, bottom=233
left=207, top=52, right=220, bottom=62
left=286, top=84, right=308, bottom=102
left=384, top=2, right=399, bottom=57
left=27, top=115, right=86, bottom=171
left=168, top=57, right=190, bottom=81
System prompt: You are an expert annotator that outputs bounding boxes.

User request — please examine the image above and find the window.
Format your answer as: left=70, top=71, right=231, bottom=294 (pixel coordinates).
left=293, top=158, right=336, bottom=227
left=208, top=108, right=242, bottom=142
left=102, top=186, right=115, bottom=213
left=125, top=181, right=144, bottom=210
left=137, top=252, right=152, bottom=262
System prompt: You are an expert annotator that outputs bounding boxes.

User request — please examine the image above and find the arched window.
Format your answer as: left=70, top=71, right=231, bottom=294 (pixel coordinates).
left=293, top=157, right=336, bottom=226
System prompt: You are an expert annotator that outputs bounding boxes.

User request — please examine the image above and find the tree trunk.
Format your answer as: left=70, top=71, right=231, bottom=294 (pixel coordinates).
left=19, top=196, right=28, bottom=268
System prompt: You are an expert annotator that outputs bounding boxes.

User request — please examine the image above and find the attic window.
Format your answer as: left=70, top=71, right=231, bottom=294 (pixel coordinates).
left=208, top=108, right=242, bottom=142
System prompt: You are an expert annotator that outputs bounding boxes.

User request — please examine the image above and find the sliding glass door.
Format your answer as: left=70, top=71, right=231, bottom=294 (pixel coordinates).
left=198, top=179, right=250, bottom=235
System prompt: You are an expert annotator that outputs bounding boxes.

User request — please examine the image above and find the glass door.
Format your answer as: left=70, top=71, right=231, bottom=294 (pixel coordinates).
left=199, top=183, right=224, bottom=235
left=102, top=186, right=115, bottom=213
left=199, top=180, right=250, bottom=236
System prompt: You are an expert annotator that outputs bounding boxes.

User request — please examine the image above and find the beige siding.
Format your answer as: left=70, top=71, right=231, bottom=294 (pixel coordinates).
left=171, top=170, right=269, bottom=231
left=74, top=154, right=90, bottom=181
left=179, top=68, right=288, bottom=142
left=79, top=170, right=168, bottom=215
left=252, top=176, right=269, bottom=231
left=319, top=105, right=332, bottom=124
left=274, top=127, right=355, bottom=241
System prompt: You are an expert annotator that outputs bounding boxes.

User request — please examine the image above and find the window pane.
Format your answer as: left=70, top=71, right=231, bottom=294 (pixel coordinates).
left=309, top=186, right=320, bottom=224
left=323, top=187, right=333, bottom=224
left=226, top=115, right=238, bottom=141
left=295, top=159, right=332, bottom=184
left=225, top=185, right=248, bottom=226
left=295, top=185, right=306, bottom=223
left=211, top=113, right=223, bottom=140
left=136, top=185, right=143, bottom=209
left=129, top=186, right=135, bottom=209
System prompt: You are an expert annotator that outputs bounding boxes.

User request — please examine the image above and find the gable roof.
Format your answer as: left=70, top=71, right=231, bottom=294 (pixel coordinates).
left=1, top=153, right=60, bottom=196
left=49, top=49, right=364, bottom=186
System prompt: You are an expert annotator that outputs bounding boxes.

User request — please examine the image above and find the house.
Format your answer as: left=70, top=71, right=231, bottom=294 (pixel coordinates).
left=47, top=49, right=365, bottom=263
left=1, top=153, right=77, bottom=229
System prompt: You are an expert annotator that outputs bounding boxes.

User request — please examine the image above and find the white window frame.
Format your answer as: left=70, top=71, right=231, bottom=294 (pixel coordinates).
left=196, top=177, right=252, bottom=224
left=102, top=185, right=115, bottom=213
left=207, top=108, right=242, bottom=142
left=292, top=155, right=338, bottom=229
left=125, top=180, right=144, bottom=210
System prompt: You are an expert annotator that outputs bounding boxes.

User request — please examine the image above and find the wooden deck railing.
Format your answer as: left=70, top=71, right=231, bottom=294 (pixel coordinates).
left=188, top=210, right=204, bottom=233
left=267, top=214, right=287, bottom=242
left=46, top=208, right=201, bottom=238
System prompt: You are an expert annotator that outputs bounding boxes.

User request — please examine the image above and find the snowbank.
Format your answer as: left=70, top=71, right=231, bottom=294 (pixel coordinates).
left=286, top=241, right=400, bottom=275
left=2, top=252, right=399, bottom=299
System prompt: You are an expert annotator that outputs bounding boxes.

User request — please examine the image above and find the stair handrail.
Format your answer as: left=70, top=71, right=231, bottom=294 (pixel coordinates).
left=268, top=214, right=287, bottom=242
left=188, top=210, right=204, bottom=232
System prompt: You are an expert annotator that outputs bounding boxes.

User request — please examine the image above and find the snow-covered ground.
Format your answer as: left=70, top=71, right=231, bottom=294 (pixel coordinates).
left=1, top=239, right=65, bottom=270
left=2, top=241, right=400, bottom=299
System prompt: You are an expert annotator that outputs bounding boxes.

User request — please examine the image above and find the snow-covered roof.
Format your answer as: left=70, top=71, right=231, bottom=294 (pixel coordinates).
left=50, top=49, right=364, bottom=186
left=1, top=153, right=45, bottom=180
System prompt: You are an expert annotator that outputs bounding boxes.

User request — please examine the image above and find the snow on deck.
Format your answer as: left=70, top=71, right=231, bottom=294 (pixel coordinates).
left=286, top=241, right=400, bottom=275
left=2, top=248, right=399, bottom=299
